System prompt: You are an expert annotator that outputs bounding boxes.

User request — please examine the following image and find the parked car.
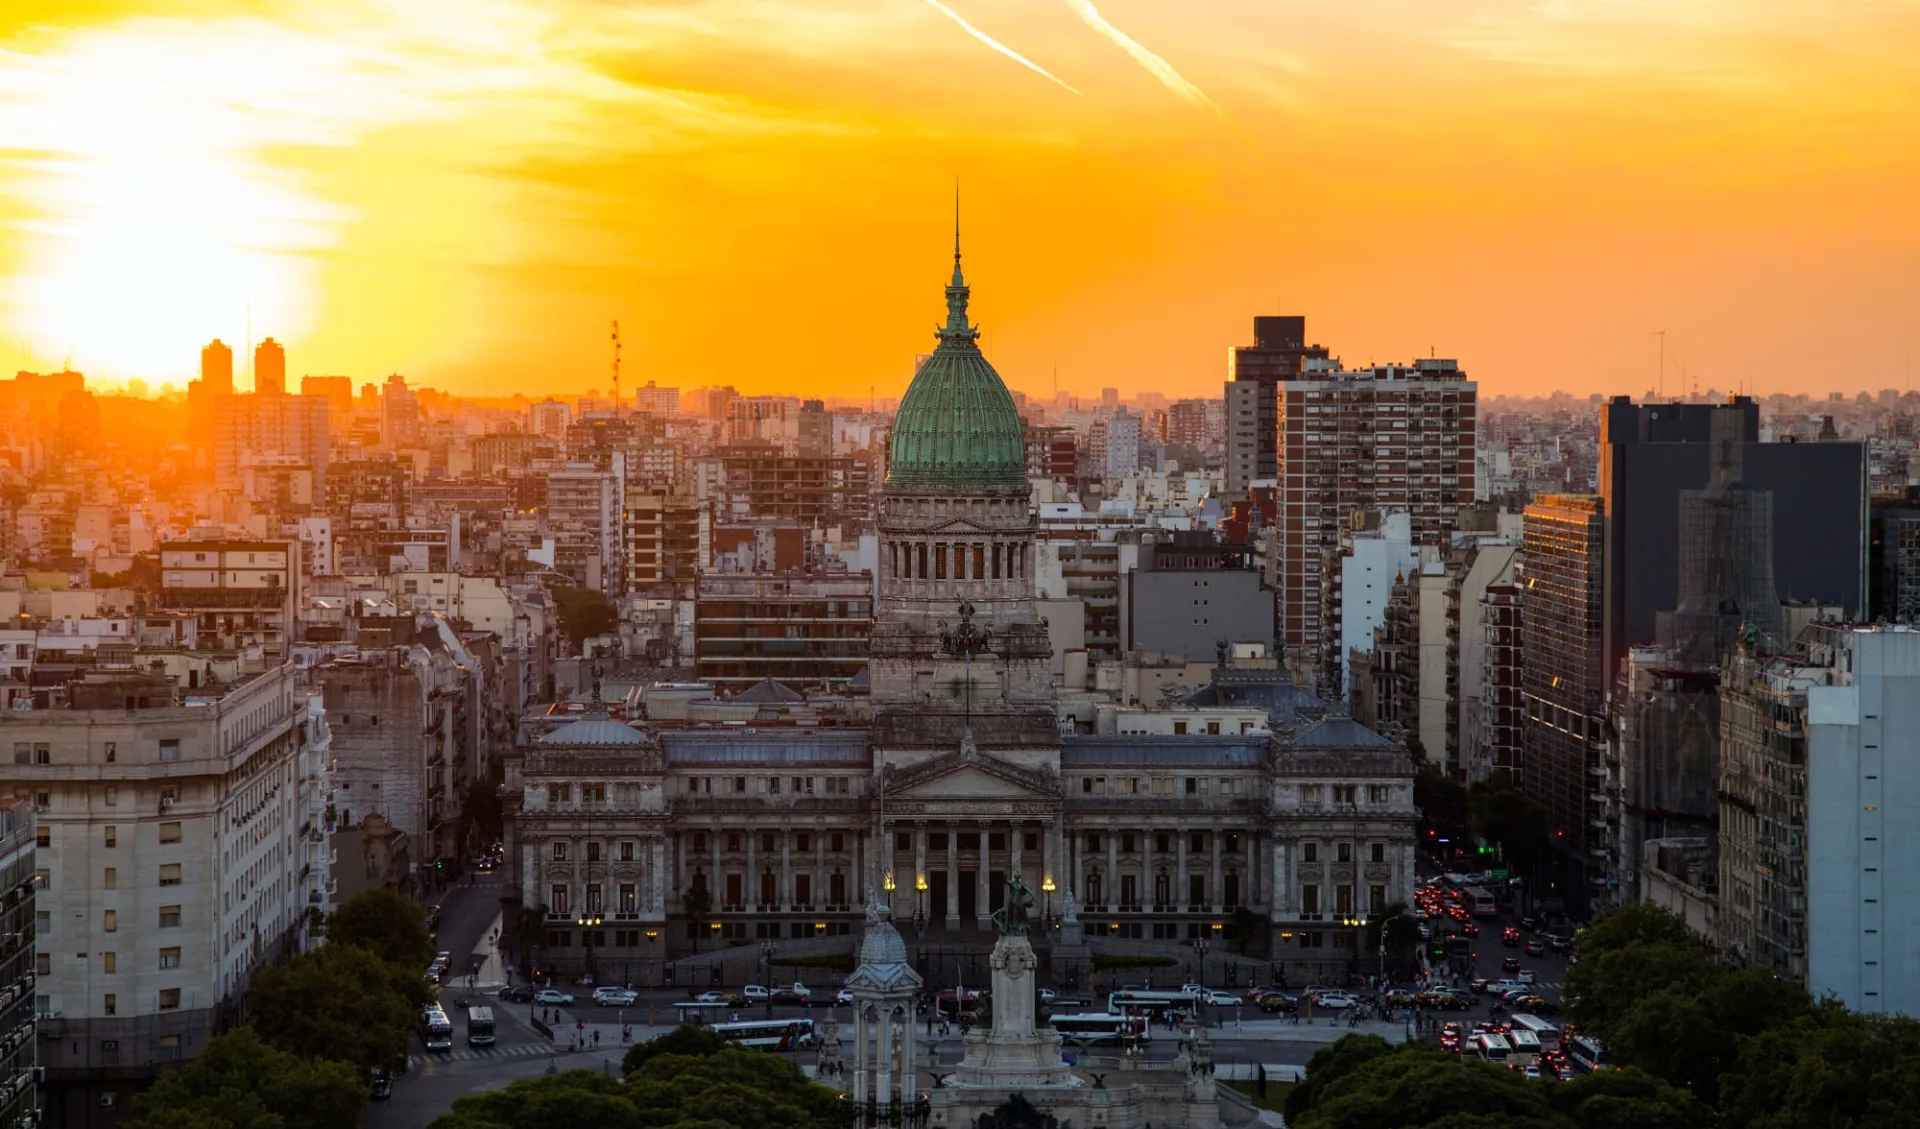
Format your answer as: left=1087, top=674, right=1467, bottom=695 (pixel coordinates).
left=1546, top=934, right=1571, bottom=953
left=593, top=987, right=639, bottom=1007
left=498, top=985, right=534, bottom=1003
left=534, top=988, right=575, bottom=1006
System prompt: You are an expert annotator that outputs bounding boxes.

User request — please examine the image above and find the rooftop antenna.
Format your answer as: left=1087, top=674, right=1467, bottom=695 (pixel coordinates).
left=610, top=320, right=622, bottom=416
left=1654, top=330, right=1666, bottom=401
left=246, top=299, right=252, bottom=392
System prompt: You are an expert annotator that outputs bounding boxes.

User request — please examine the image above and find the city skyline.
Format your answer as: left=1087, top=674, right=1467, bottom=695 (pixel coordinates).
left=3, top=1, right=1918, bottom=401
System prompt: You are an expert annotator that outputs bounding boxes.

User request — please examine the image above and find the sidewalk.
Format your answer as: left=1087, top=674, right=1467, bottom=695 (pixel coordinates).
left=1202, top=1017, right=1412, bottom=1044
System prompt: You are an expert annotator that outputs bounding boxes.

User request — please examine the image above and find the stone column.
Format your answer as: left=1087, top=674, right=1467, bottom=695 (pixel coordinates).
left=1009, top=819, right=1023, bottom=887
left=1142, top=826, right=1155, bottom=908
left=1271, top=839, right=1287, bottom=915
left=853, top=1009, right=870, bottom=1104
left=814, top=830, right=826, bottom=911
left=1104, top=831, right=1118, bottom=910
left=745, top=832, right=757, bottom=910
left=1210, top=830, right=1223, bottom=913
left=1041, top=820, right=1054, bottom=898
left=901, top=1001, right=917, bottom=1100
left=976, top=825, right=990, bottom=927
left=876, top=1003, right=894, bottom=1101
left=946, top=827, right=959, bottom=926
left=1177, top=832, right=1189, bottom=910
left=652, top=836, right=667, bottom=915
left=782, top=830, right=794, bottom=910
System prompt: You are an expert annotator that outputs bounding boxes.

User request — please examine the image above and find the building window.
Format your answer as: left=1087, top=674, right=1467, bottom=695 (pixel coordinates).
left=1370, top=884, right=1387, bottom=913
left=586, top=841, right=601, bottom=863
left=586, top=885, right=603, bottom=914
left=159, top=989, right=181, bottom=1011
left=34, top=828, right=49, bottom=849
left=1336, top=885, right=1354, bottom=917
left=103, top=867, right=116, bottom=890
left=103, top=952, right=116, bottom=974
left=1085, top=834, right=1102, bottom=852
left=1337, top=842, right=1352, bottom=864
left=159, top=863, right=182, bottom=886
left=760, top=832, right=776, bottom=852
left=33, top=744, right=49, bottom=765
left=105, top=742, right=115, bottom=762
left=1370, top=842, right=1386, bottom=864
left=104, top=826, right=116, bottom=848
left=1190, top=833, right=1207, bottom=853
left=551, top=885, right=570, bottom=915
left=553, top=842, right=569, bottom=862
left=726, top=832, right=742, bottom=853
left=9, top=744, right=23, bottom=765
left=159, top=740, right=179, bottom=763
left=620, top=841, right=635, bottom=862
left=103, top=910, right=117, bottom=933
left=547, top=784, right=572, bottom=804
left=159, top=948, right=181, bottom=970
left=159, top=822, right=181, bottom=844
left=619, top=884, right=637, bottom=913
left=105, top=787, right=117, bottom=806
left=104, top=994, right=116, bottom=1016
left=1300, top=884, right=1319, bottom=916
left=158, top=905, right=181, bottom=928
left=33, top=954, right=47, bottom=976
left=100, top=1041, right=118, bottom=1066
left=1369, top=785, right=1390, bottom=804
left=1303, top=843, right=1318, bottom=863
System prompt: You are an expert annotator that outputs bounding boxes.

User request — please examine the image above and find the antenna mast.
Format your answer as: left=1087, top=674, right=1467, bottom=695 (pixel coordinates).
left=610, top=320, right=622, bottom=416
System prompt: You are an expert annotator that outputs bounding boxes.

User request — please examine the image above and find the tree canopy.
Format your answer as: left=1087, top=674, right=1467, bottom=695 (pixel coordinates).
left=247, top=943, right=429, bottom=1073
left=123, top=1027, right=365, bottom=1129
left=555, top=586, right=620, bottom=653
left=327, top=886, right=436, bottom=970
left=622, top=1023, right=727, bottom=1075
left=429, top=1050, right=838, bottom=1129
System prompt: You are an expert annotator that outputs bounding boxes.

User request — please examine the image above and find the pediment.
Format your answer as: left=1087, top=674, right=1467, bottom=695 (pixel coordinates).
left=897, top=764, right=1046, bottom=800
left=925, top=518, right=992, bottom=535
left=884, top=747, right=1060, bottom=801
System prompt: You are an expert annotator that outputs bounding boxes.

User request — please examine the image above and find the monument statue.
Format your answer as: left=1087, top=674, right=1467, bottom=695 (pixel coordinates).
left=1060, top=888, right=1079, bottom=924
left=991, top=876, right=1033, bottom=936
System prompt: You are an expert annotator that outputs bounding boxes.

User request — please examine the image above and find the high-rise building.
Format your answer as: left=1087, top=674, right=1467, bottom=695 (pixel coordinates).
left=546, top=463, right=622, bottom=594
left=200, top=339, right=233, bottom=394
left=694, top=572, right=873, bottom=694
left=253, top=336, right=285, bottom=395
left=1868, top=486, right=1920, bottom=624
left=1598, top=395, right=1866, bottom=687
left=156, top=539, right=303, bottom=657
left=4, top=668, right=329, bottom=1118
left=1167, top=398, right=1215, bottom=451
left=300, top=374, right=355, bottom=419
left=1224, top=316, right=1329, bottom=493
left=634, top=381, right=680, bottom=417
left=529, top=398, right=571, bottom=442
left=0, top=799, right=36, bottom=1129
left=1273, top=358, right=1477, bottom=686
left=213, top=393, right=331, bottom=492
left=798, top=399, right=834, bottom=459
left=624, top=483, right=704, bottom=594
left=382, top=373, right=421, bottom=448
left=1103, top=407, right=1140, bottom=479
left=1521, top=494, right=1610, bottom=912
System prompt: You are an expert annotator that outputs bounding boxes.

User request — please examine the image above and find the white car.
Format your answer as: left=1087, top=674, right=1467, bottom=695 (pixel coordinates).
left=743, top=984, right=770, bottom=1002
left=534, top=988, right=574, bottom=1006
left=1516, top=970, right=1536, bottom=985
left=835, top=989, right=855, bottom=1006
left=1204, top=991, right=1243, bottom=1007
left=1310, top=990, right=1357, bottom=1010
left=1038, top=989, right=1056, bottom=1003
left=1181, top=984, right=1209, bottom=998
left=593, top=987, right=638, bottom=1007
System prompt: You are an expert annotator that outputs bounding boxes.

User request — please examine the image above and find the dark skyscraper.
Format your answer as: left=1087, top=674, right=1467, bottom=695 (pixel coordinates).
left=1598, top=395, right=1866, bottom=685
left=254, top=336, right=286, bottom=395
left=1224, top=316, right=1329, bottom=493
left=1521, top=494, right=1608, bottom=912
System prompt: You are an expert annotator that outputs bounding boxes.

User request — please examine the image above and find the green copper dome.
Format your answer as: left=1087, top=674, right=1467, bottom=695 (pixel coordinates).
left=887, top=233, right=1027, bottom=491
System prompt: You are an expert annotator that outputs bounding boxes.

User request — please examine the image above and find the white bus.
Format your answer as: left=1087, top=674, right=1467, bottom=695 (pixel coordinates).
left=420, top=1005, right=454, bottom=1052
left=1566, top=1033, right=1612, bottom=1073
left=466, top=1005, right=496, bottom=1048
left=1466, top=887, right=1498, bottom=918
left=1469, top=1032, right=1512, bottom=1064
left=1106, top=991, right=1196, bottom=1020
left=674, top=1001, right=730, bottom=1024
left=1510, top=1014, right=1561, bottom=1047
left=1051, top=1013, right=1150, bottom=1045
left=712, top=1018, right=815, bottom=1051
left=1504, top=1028, right=1541, bottom=1065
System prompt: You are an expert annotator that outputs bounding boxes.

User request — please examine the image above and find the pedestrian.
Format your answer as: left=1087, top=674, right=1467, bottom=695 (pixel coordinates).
left=592, top=1030, right=601, bottom=1047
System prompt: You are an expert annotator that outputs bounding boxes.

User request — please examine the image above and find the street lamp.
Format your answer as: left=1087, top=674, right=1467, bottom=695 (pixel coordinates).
left=883, top=871, right=896, bottom=916
left=576, top=912, right=604, bottom=984
left=1041, top=876, right=1055, bottom=924
left=1191, top=936, right=1211, bottom=987
left=760, top=941, right=777, bottom=1018
left=914, top=874, right=928, bottom=936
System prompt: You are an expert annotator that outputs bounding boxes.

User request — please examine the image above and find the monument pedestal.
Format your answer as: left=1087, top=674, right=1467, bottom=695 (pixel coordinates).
left=948, top=934, right=1079, bottom=1091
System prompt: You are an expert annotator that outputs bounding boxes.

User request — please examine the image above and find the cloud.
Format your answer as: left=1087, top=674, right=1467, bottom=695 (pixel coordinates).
left=1058, top=0, right=1217, bottom=114
left=916, top=0, right=1080, bottom=94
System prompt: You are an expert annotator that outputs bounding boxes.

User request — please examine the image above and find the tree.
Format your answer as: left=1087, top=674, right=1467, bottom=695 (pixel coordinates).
left=1365, top=903, right=1425, bottom=970
left=429, top=1070, right=639, bottom=1129
left=1717, top=1004, right=1920, bottom=1129
left=1546, top=1067, right=1710, bottom=1129
left=622, top=1023, right=726, bottom=1075
left=124, top=1027, right=365, bottom=1129
left=248, top=944, right=428, bottom=1073
left=1290, top=1042, right=1564, bottom=1129
left=622, top=1050, right=839, bottom=1129
left=555, top=586, right=619, bottom=654
left=1467, top=777, right=1548, bottom=875
left=1571, top=903, right=1699, bottom=957
left=1285, top=1034, right=1401, bottom=1123
left=328, top=886, right=435, bottom=970
left=1414, top=763, right=1470, bottom=845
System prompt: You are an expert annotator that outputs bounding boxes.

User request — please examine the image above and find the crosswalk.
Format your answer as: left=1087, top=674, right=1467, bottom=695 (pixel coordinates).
left=407, top=1042, right=561, bottom=1070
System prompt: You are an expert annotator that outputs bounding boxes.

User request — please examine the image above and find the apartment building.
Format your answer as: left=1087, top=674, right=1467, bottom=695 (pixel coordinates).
left=0, top=799, right=37, bottom=1129
left=1273, top=359, right=1475, bottom=684
left=623, top=486, right=705, bottom=595
left=693, top=572, right=873, bottom=694
left=546, top=463, right=622, bottom=594
left=2, top=665, right=330, bottom=1123
left=156, top=539, right=302, bottom=659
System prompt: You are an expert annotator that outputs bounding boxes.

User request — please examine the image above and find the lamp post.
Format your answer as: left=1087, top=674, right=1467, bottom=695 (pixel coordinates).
left=1191, top=937, right=1211, bottom=991
left=914, top=874, right=928, bottom=936
left=760, top=941, right=777, bottom=1018
left=576, top=912, right=604, bottom=984
left=883, top=871, right=896, bottom=917
left=1041, top=876, right=1055, bottom=925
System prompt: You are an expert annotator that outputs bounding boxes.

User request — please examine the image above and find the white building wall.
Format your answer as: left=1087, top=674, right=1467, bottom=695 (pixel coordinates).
left=1339, top=512, right=1416, bottom=693
left=1806, top=627, right=1920, bottom=1017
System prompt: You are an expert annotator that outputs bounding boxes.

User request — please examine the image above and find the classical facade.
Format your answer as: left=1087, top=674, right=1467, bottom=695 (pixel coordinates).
left=505, top=233, right=1416, bottom=986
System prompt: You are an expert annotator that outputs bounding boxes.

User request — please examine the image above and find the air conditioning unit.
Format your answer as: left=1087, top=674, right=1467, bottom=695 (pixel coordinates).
left=160, top=798, right=175, bottom=810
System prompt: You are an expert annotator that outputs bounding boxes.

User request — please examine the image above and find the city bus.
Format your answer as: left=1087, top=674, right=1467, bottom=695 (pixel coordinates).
left=1510, top=1014, right=1561, bottom=1047
left=1504, top=1028, right=1541, bottom=1065
left=711, top=1018, right=815, bottom=1051
left=1050, top=1013, right=1150, bottom=1045
left=1565, top=1034, right=1612, bottom=1073
left=420, top=1005, right=454, bottom=1052
left=674, top=1001, right=731, bottom=1024
left=1106, top=991, right=1196, bottom=1021
left=1469, top=1032, right=1512, bottom=1064
left=466, top=1005, right=496, bottom=1048
left=1466, top=887, right=1498, bottom=918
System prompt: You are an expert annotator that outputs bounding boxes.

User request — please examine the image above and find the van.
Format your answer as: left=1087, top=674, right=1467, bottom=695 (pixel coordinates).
left=1510, top=1013, right=1561, bottom=1047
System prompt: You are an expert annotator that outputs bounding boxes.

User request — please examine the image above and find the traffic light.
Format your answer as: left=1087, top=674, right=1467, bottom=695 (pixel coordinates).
left=435, top=859, right=445, bottom=871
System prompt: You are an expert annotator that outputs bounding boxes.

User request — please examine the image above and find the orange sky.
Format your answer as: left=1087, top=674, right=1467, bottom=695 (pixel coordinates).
left=1, top=0, right=1917, bottom=403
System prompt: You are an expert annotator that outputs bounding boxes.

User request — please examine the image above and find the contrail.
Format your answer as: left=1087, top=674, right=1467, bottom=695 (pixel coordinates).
left=1060, top=0, right=1219, bottom=114
left=918, top=0, right=1081, bottom=94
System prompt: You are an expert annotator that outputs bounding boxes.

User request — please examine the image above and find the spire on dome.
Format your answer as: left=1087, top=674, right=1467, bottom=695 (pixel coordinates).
left=942, top=181, right=974, bottom=340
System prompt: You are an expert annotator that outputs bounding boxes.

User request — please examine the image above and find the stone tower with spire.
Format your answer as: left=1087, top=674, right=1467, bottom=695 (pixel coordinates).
left=870, top=209, right=1057, bottom=757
